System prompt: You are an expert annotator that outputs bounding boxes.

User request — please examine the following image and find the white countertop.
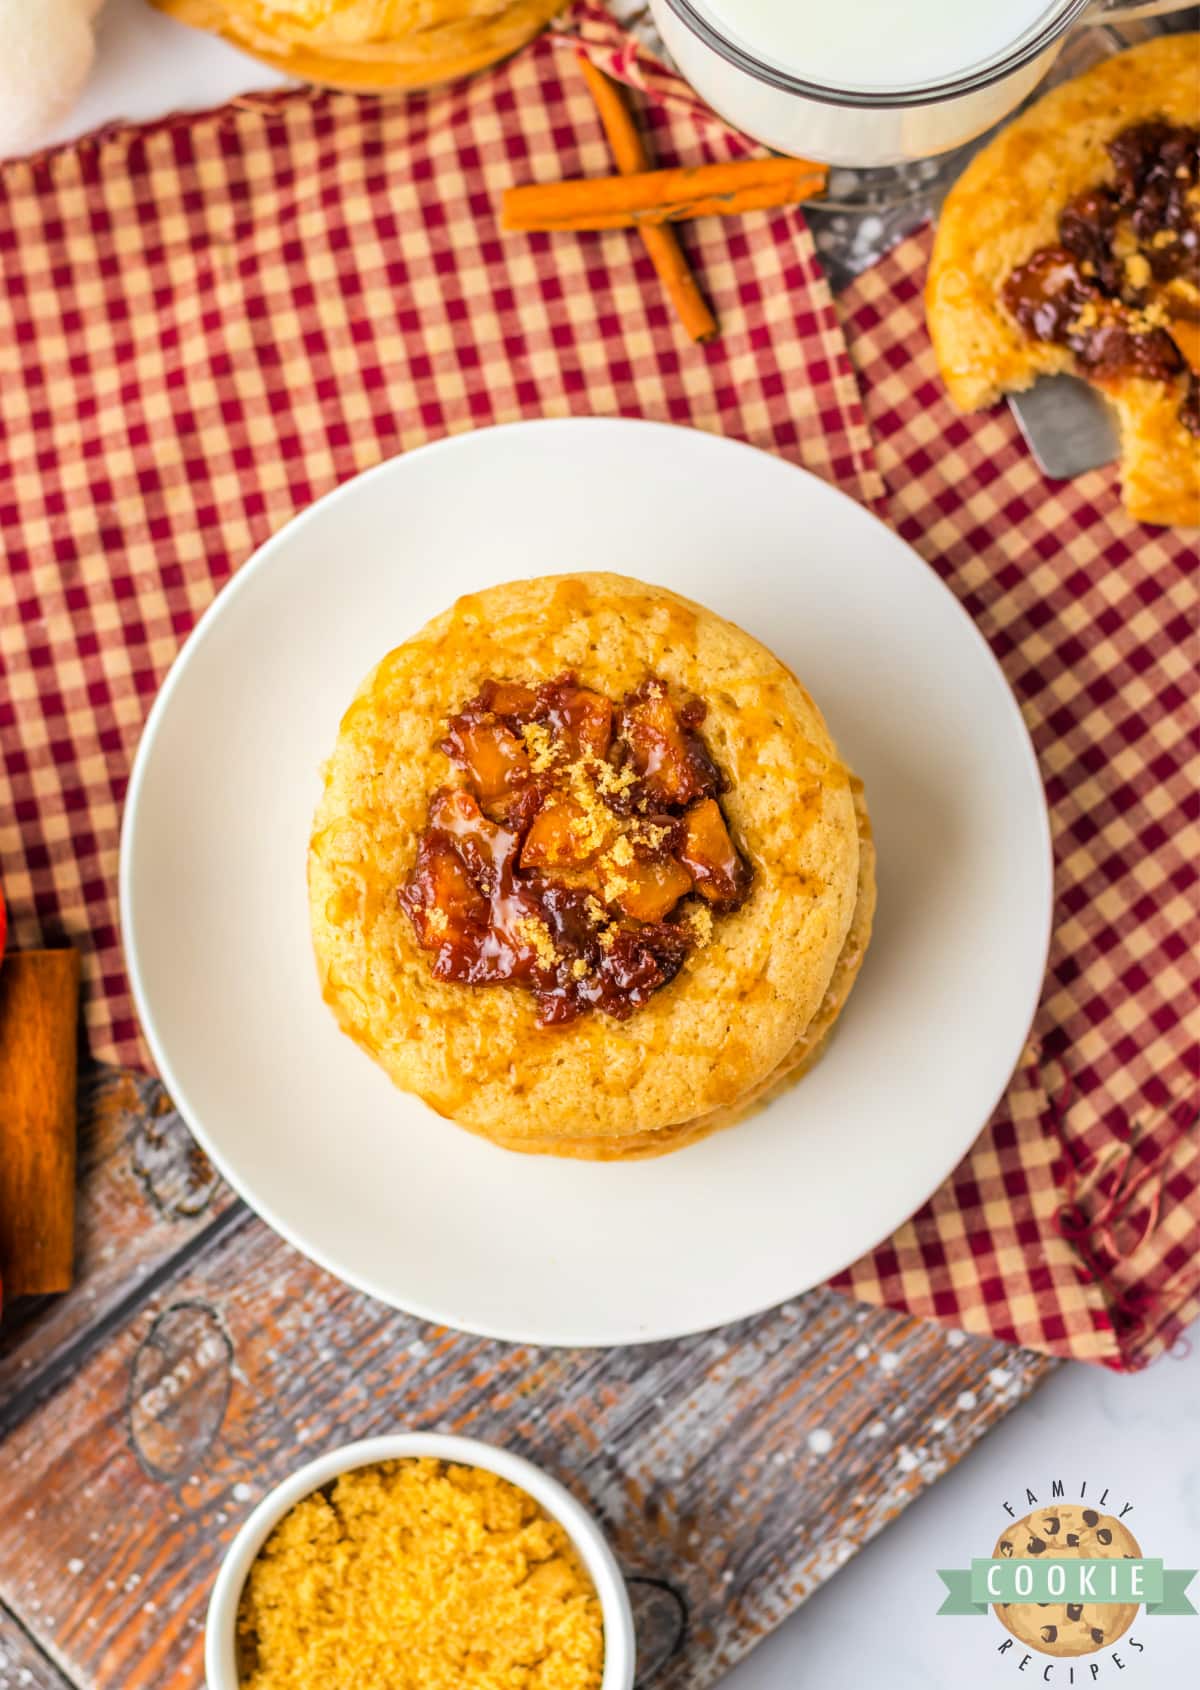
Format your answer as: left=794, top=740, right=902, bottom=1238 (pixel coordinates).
left=22, top=6, right=1200, bottom=1685
left=725, top=1331, right=1199, bottom=1689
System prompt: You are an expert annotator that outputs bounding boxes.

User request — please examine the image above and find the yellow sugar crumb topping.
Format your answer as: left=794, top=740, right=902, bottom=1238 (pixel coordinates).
left=600, top=874, right=632, bottom=902
left=608, top=834, right=635, bottom=868
left=685, top=905, right=714, bottom=948
left=1072, top=293, right=1166, bottom=340
left=569, top=812, right=607, bottom=856
left=515, top=916, right=559, bottom=969
left=589, top=756, right=637, bottom=798
left=561, top=763, right=612, bottom=856
left=1111, top=220, right=1138, bottom=260
left=570, top=958, right=590, bottom=980
left=236, top=1458, right=604, bottom=1690
left=1123, top=252, right=1151, bottom=292
left=425, top=906, right=449, bottom=938
left=520, top=721, right=557, bottom=773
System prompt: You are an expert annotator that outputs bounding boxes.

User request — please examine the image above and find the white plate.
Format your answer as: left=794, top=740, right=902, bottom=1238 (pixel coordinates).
left=121, top=418, right=1052, bottom=1346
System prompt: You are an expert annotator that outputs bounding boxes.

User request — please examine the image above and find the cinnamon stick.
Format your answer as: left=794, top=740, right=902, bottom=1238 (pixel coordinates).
left=502, top=156, right=827, bottom=234
left=578, top=58, right=716, bottom=344
left=0, top=949, right=80, bottom=1301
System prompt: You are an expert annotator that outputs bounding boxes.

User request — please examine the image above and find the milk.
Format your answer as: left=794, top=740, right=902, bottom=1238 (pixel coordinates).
left=696, top=0, right=1070, bottom=93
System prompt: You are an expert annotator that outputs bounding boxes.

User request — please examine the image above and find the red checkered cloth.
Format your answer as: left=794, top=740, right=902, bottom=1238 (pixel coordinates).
left=0, top=2, right=878, bottom=1060
left=830, top=228, right=1199, bottom=1372
left=1, top=2, right=1194, bottom=1372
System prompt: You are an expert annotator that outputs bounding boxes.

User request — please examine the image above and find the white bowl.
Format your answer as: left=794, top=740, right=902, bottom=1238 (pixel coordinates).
left=205, top=1433, right=636, bottom=1690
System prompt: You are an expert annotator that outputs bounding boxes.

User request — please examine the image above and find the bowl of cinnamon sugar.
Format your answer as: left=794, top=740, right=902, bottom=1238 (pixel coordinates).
left=206, top=1432, right=635, bottom=1690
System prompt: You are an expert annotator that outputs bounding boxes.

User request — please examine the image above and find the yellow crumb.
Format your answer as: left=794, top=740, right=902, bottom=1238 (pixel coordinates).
left=569, top=813, right=606, bottom=855
left=425, top=906, right=449, bottom=938
left=598, top=864, right=631, bottom=901
left=1111, top=220, right=1138, bottom=260
left=520, top=721, right=557, bottom=773
left=236, top=1459, right=604, bottom=1690
left=516, top=916, right=560, bottom=969
left=608, top=834, right=634, bottom=868
left=1123, top=252, right=1151, bottom=291
left=584, top=896, right=606, bottom=927
left=597, top=924, right=618, bottom=953
left=685, top=904, right=714, bottom=948
left=561, top=764, right=612, bottom=856
left=570, top=958, right=589, bottom=980
left=590, top=757, right=637, bottom=798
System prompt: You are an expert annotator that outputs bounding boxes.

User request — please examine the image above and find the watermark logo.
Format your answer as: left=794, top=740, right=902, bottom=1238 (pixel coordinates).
left=937, top=1482, right=1196, bottom=1679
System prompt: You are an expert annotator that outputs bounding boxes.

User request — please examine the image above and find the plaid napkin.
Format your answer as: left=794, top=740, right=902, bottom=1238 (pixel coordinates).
left=0, top=2, right=1193, bottom=1374
left=831, top=229, right=1199, bottom=1372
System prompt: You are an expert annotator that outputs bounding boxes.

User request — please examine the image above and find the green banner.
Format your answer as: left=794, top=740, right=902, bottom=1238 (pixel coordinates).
left=937, top=1560, right=1197, bottom=1617
left=1147, top=1570, right=1199, bottom=1617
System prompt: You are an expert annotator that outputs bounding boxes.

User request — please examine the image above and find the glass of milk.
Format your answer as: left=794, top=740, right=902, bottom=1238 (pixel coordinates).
left=648, top=0, right=1180, bottom=164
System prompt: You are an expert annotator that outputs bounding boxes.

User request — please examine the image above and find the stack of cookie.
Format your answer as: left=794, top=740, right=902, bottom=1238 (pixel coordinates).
left=150, top=0, right=565, bottom=90
left=309, top=573, right=876, bottom=1159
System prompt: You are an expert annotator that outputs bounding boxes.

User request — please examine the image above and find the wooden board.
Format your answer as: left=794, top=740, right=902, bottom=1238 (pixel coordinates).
left=0, top=1064, right=1055, bottom=1687
left=0, top=1068, right=240, bottom=1432
left=0, top=1608, right=74, bottom=1690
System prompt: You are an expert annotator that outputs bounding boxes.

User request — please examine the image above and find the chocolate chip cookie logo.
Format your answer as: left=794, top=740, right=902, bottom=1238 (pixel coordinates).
left=937, top=1484, right=1196, bottom=1680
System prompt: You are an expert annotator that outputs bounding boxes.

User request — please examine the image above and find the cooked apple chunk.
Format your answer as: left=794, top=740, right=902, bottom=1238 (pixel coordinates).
left=679, top=798, right=750, bottom=907
left=606, top=855, right=693, bottom=923
left=441, top=716, right=530, bottom=805
left=399, top=830, right=486, bottom=947
left=520, top=800, right=594, bottom=870
left=544, top=681, right=614, bottom=761
left=620, top=680, right=722, bottom=806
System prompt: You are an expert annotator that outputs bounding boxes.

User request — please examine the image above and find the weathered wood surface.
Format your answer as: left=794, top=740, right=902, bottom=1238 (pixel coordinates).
left=0, top=1608, right=74, bottom=1690
left=0, top=1063, right=1055, bottom=1688
left=0, top=1068, right=240, bottom=1430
